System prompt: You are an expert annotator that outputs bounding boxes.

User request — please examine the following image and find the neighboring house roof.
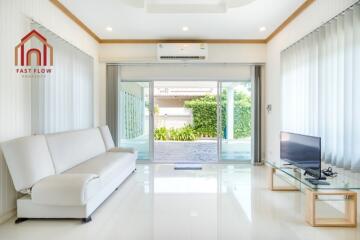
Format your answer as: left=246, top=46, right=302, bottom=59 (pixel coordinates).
left=154, top=88, right=216, bottom=97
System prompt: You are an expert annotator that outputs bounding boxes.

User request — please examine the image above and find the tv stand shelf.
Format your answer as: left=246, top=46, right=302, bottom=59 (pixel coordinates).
left=267, top=160, right=358, bottom=227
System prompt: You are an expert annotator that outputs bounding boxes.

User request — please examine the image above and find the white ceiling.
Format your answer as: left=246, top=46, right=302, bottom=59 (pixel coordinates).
left=59, top=0, right=305, bottom=39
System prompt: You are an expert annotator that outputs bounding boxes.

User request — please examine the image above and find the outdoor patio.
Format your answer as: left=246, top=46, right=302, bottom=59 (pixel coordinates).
left=154, top=139, right=251, bottom=163
left=154, top=140, right=217, bottom=163
left=121, top=136, right=251, bottom=162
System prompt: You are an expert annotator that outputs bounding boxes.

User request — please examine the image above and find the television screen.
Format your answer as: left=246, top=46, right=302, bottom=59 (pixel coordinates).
left=280, top=132, right=321, bottom=178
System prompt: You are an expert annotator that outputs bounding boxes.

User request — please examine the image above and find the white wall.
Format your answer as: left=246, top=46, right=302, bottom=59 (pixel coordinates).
left=0, top=0, right=99, bottom=223
left=100, top=44, right=266, bottom=63
left=265, top=0, right=358, bottom=163
left=119, top=64, right=252, bottom=81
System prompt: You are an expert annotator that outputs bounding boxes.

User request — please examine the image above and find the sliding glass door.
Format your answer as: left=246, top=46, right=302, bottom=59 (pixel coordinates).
left=218, top=81, right=252, bottom=162
left=116, top=80, right=253, bottom=163
left=153, top=81, right=218, bottom=163
left=118, top=81, right=152, bottom=160
left=108, top=64, right=260, bottom=163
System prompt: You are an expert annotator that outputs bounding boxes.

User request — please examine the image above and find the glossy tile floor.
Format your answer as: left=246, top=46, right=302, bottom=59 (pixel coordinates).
left=0, top=164, right=359, bottom=240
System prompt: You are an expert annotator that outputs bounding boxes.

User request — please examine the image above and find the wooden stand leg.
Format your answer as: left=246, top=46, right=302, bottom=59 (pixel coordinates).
left=82, top=216, right=92, bottom=223
left=305, top=189, right=357, bottom=227
left=305, top=189, right=316, bottom=225
left=269, top=167, right=299, bottom=191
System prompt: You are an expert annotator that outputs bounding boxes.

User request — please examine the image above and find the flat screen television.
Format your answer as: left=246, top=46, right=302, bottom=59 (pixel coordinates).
left=280, top=132, right=322, bottom=179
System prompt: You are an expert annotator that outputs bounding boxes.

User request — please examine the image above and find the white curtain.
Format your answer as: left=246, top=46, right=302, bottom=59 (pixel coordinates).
left=31, top=23, right=94, bottom=134
left=281, top=3, right=360, bottom=171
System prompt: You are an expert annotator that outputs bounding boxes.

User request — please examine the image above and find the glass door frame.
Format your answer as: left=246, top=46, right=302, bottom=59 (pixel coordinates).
left=149, top=81, right=154, bottom=162
left=119, top=79, right=253, bottom=163
left=118, top=80, right=154, bottom=162
left=216, top=80, right=253, bottom=163
left=151, top=80, right=219, bottom=163
left=216, top=81, right=222, bottom=162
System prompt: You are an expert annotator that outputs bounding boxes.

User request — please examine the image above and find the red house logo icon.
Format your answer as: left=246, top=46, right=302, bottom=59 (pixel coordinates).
left=15, top=30, right=53, bottom=66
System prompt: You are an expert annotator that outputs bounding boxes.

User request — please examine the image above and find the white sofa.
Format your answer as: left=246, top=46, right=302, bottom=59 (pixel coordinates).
left=1, top=126, right=137, bottom=223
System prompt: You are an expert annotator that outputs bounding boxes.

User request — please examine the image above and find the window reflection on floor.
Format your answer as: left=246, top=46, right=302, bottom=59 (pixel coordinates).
left=154, top=177, right=218, bottom=193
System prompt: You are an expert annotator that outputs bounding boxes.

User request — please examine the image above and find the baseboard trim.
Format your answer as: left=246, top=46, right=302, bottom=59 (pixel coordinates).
left=0, top=209, right=16, bottom=224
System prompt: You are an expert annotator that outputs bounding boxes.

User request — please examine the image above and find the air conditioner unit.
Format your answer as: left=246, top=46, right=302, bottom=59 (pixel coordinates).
left=157, top=43, right=208, bottom=62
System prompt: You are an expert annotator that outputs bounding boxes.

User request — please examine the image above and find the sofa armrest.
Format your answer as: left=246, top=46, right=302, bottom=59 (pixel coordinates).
left=109, top=147, right=138, bottom=160
left=31, top=174, right=100, bottom=206
left=109, top=147, right=137, bottom=154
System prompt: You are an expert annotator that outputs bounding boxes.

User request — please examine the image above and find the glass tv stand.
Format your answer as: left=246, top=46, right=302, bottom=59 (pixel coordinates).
left=266, top=160, right=358, bottom=227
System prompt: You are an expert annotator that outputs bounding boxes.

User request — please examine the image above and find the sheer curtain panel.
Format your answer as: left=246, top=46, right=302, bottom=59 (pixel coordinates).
left=281, top=3, right=360, bottom=171
left=31, top=23, right=94, bottom=134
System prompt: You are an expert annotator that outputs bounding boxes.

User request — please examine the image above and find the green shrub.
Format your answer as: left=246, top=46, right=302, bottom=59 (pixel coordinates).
left=154, top=125, right=197, bottom=141
left=178, top=125, right=197, bottom=141
left=234, top=103, right=251, bottom=138
left=184, top=96, right=219, bottom=137
left=168, top=128, right=179, bottom=141
left=185, top=91, right=251, bottom=139
left=154, top=127, right=167, bottom=140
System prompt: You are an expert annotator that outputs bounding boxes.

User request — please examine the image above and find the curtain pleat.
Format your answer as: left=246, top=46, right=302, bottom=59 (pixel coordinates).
left=31, top=22, right=94, bottom=134
left=106, top=65, right=120, bottom=145
left=252, top=65, right=262, bottom=164
left=281, top=3, right=360, bottom=171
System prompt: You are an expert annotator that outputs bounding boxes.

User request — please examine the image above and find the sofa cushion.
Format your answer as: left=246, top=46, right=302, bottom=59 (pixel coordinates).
left=98, top=125, right=115, bottom=150
left=65, top=152, right=136, bottom=186
left=46, top=128, right=106, bottom=173
left=31, top=174, right=100, bottom=206
left=1, top=135, right=55, bottom=192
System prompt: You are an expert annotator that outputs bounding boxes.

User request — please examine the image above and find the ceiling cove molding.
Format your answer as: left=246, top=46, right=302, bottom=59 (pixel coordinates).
left=99, top=39, right=267, bottom=44
left=265, top=0, right=315, bottom=42
left=144, top=0, right=257, bottom=13
left=50, top=0, right=315, bottom=44
left=49, top=0, right=101, bottom=42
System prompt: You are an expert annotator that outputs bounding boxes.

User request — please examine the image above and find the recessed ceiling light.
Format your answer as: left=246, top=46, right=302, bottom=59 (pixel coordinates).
left=182, top=26, right=189, bottom=32
left=259, top=26, right=266, bottom=32
left=106, top=26, right=113, bottom=32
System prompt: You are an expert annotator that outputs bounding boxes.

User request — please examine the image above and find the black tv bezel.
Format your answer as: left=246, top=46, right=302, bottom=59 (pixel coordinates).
left=280, top=131, right=322, bottom=179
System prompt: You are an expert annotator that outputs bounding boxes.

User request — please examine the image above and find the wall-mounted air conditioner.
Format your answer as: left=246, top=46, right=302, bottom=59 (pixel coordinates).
left=157, top=43, right=208, bottom=62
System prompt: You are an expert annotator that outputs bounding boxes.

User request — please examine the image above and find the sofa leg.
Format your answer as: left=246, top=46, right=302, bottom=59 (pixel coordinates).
left=132, top=168, right=137, bottom=173
left=15, top=218, right=28, bottom=224
left=82, top=216, right=92, bottom=223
